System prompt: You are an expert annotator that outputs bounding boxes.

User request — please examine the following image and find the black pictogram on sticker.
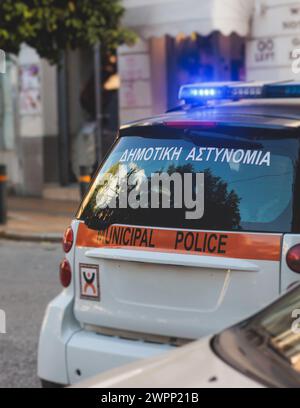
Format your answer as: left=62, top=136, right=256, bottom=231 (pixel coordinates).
left=79, top=263, right=100, bottom=301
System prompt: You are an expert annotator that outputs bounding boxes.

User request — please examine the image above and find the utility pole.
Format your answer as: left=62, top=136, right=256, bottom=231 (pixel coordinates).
left=57, top=51, right=70, bottom=186
left=94, top=43, right=102, bottom=165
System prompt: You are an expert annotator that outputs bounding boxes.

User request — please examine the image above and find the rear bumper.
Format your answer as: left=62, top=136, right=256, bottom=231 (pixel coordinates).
left=40, top=379, right=67, bottom=388
left=67, top=330, right=173, bottom=384
left=37, top=291, right=80, bottom=386
left=38, top=292, right=173, bottom=386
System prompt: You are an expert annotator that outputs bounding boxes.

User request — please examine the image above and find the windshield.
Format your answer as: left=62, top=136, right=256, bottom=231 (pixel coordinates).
left=77, top=126, right=300, bottom=233
left=213, top=285, right=300, bottom=388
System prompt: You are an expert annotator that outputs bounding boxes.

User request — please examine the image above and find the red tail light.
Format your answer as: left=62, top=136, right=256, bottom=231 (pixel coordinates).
left=63, top=226, right=73, bottom=253
left=286, top=245, right=300, bottom=273
left=60, top=259, right=72, bottom=288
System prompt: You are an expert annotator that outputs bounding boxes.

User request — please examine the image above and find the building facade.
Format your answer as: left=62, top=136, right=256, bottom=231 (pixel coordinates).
left=119, top=0, right=254, bottom=124
left=0, top=45, right=59, bottom=196
left=247, top=0, right=300, bottom=81
left=2, top=0, right=300, bottom=196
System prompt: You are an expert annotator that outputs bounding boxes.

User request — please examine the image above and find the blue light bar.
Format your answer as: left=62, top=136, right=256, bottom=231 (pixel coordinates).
left=178, top=81, right=300, bottom=104
left=179, top=82, right=229, bottom=102
left=265, top=82, right=300, bottom=98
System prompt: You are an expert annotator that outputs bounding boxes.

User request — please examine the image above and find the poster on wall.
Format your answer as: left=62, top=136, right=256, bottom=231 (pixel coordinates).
left=19, top=64, right=42, bottom=115
left=118, top=54, right=151, bottom=81
left=119, top=80, right=152, bottom=109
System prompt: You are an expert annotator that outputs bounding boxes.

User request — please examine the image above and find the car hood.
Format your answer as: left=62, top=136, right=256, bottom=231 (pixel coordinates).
left=72, top=337, right=262, bottom=388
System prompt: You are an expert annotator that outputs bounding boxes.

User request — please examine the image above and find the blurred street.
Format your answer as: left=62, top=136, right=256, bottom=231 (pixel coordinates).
left=0, top=196, right=78, bottom=241
left=0, top=240, right=61, bottom=388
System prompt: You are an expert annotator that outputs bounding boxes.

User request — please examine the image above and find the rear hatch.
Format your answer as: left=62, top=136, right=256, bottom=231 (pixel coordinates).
left=74, top=123, right=299, bottom=340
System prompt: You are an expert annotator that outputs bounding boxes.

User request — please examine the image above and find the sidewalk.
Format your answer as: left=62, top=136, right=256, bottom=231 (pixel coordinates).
left=0, top=196, right=79, bottom=242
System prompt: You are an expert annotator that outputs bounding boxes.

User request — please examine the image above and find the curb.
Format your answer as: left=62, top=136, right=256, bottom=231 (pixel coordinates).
left=0, top=229, right=62, bottom=243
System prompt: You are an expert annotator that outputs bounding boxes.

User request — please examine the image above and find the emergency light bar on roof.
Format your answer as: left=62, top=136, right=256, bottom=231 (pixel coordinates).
left=178, top=81, right=300, bottom=104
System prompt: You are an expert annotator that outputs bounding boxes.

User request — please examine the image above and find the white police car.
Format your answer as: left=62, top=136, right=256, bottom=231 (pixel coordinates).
left=38, top=81, right=300, bottom=387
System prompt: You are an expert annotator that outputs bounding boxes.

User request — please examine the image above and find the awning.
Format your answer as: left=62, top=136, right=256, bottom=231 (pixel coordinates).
left=123, top=0, right=255, bottom=38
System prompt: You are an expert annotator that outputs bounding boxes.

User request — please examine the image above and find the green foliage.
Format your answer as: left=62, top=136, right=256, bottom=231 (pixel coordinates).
left=0, top=0, right=136, bottom=63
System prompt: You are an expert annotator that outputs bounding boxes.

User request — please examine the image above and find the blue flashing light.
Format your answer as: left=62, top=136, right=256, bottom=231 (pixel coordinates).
left=188, top=88, right=216, bottom=97
left=178, top=81, right=300, bottom=104
left=179, top=83, right=228, bottom=102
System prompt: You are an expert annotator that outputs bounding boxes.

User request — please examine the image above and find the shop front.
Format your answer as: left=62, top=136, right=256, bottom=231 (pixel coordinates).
left=120, top=0, right=255, bottom=124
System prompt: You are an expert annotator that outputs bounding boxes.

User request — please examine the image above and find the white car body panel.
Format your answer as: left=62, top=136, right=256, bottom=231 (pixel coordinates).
left=72, top=337, right=262, bottom=388
left=67, top=330, right=173, bottom=384
left=73, top=221, right=281, bottom=339
left=37, top=291, right=80, bottom=384
left=37, top=220, right=80, bottom=385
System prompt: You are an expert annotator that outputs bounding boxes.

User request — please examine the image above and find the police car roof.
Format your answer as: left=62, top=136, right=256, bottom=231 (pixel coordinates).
left=120, top=99, right=300, bottom=132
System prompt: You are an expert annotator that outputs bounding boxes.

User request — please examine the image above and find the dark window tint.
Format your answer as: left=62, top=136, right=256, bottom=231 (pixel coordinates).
left=77, top=127, right=300, bottom=233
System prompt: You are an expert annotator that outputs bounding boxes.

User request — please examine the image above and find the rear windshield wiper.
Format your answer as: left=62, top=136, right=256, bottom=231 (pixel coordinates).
left=84, top=208, right=115, bottom=231
left=86, top=219, right=113, bottom=231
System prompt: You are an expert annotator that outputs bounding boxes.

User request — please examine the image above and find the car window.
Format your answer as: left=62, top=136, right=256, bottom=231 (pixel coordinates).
left=77, top=127, right=300, bottom=233
left=213, top=286, right=300, bottom=388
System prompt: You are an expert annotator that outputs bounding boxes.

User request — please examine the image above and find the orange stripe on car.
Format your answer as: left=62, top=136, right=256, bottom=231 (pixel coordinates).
left=76, top=223, right=282, bottom=261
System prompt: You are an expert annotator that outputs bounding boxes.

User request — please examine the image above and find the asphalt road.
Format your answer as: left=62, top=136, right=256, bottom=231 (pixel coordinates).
left=0, top=240, right=62, bottom=388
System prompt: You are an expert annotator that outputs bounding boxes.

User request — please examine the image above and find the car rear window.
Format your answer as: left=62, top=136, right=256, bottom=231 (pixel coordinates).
left=77, top=126, right=300, bottom=233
